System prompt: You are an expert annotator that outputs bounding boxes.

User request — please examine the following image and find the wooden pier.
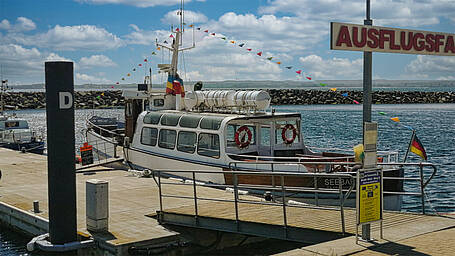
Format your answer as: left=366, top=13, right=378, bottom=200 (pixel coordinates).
left=0, top=147, right=454, bottom=255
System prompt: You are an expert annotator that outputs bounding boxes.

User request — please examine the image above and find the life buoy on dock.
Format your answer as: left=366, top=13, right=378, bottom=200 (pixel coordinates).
left=282, top=124, right=297, bottom=144
left=234, top=125, right=252, bottom=149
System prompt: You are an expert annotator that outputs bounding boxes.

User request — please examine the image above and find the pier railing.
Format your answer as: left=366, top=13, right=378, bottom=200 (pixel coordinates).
left=152, top=169, right=355, bottom=235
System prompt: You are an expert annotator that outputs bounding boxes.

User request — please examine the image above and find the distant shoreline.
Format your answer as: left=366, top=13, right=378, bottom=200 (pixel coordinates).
left=2, top=89, right=454, bottom=110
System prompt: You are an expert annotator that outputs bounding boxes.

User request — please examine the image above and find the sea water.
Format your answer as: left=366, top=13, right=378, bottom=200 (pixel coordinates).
left=1, top=104, right=454, bottom=255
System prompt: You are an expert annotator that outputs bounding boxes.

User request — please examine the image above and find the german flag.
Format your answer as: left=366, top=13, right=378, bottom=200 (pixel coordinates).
left=410, top=134, right=427, bottom=161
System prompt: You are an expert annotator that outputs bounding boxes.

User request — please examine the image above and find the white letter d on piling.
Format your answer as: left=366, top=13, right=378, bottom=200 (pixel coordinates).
left=59, top=92, right=73, bottom=109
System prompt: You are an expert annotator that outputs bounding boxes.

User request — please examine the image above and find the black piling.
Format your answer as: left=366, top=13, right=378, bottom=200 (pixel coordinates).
left=45, top=61, right=77, bottom=244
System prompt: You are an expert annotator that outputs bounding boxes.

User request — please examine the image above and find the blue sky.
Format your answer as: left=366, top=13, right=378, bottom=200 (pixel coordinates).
left=0, top=0, right=454, bottom=85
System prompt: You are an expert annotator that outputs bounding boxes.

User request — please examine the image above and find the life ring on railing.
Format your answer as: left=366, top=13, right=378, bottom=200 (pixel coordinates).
left=234, top=125, right=252, bottom=149
left=282, top=124, right=297, bottom=144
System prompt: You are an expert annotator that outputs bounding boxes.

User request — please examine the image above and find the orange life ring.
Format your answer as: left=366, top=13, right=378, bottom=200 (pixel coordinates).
left=282, top=124, right=297, bottom=144
left=234, top=125, right=252, bottom=149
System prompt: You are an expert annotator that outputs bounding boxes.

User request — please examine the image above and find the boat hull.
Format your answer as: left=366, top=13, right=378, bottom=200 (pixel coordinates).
left=1, top=141, right=45, bottom=154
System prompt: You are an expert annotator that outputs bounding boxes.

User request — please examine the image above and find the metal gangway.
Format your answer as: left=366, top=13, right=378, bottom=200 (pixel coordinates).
left=151, top=161, right=437, bottom=243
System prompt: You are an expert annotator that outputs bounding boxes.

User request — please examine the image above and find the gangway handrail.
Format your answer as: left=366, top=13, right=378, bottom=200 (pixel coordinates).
left=86, top=116, right=124, bottom=139
left=152, top=169, right=355, bottom=235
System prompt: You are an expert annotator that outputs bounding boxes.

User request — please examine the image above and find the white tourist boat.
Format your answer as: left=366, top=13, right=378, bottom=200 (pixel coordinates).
left=86, top=10, right=410, bottom=210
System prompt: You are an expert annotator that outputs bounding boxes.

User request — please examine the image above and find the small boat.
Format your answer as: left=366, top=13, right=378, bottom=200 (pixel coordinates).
left=86, top=6, right=427, bottom=211
left=0, top=79, right=45, bottom=154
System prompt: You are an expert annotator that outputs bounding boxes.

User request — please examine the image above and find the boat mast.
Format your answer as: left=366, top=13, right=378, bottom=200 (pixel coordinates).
left=0, top=65, right=5, bottom=116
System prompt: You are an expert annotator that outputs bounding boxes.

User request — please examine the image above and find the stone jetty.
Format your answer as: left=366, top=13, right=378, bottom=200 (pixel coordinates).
left=1, top=90, right=454, bottom=110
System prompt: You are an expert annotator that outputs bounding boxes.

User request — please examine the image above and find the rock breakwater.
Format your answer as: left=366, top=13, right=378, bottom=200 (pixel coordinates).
left=1, top=90, right=454, bottom=110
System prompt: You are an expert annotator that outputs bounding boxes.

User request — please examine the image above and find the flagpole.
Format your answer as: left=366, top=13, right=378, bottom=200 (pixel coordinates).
left=403, top=129, right=416, bottom=163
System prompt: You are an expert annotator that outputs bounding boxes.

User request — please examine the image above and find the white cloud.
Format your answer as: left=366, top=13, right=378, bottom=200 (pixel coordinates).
left=75, top=0, right=192, bottom=8
left=259, top=0, right=455, bottom=27
left=124, top=25, right=169, bottom=45
left=406, top=55, right=455, bottom=79
left=161, top=9, right=208, bottom=25
left=0, top=19, right=11, bottom=30
left=9, top=25, right=124, bottom=51
left=0, top=17, right=36, bottom=32
left=79, top=55, right=117, bottom=68
left=298, top=55, right=363, bottom=80
left=76, top=73, right=111, bottom=84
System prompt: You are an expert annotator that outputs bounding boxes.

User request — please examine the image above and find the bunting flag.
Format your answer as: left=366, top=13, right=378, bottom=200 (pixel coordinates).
left=286, top=66, right=292, bottom=69
left=169, top=34, right=174, bottom=38
left=267, top=57, right=273, bottom=60
left=257, top=51, right=262, bottom=56
left=296, top=70, right=302, bottom=74
left=189, top=24, right=194, bottom=28
left=353, top=100, right=360, bottom=104
left=320, top=83, right=327, bottom=86
left=204, top=30, right=208, bottom=33
left=164, top=40, right=168, bottom=44
left=391, top=117, right=400, bottom=122
left=101, top=92, right=105, bottom=96
left=341, top=92, right=348, bottom=97
left=247, top=48, right=252, bottom=51
left=276, top=61, right=281, bottom=64
left=121, top=78, right=125, bottom=80
left=157, top=47, right=161, bottom=50
left=127, top=73, right=131, bottom=76
left=211, top=33, right=216, bottom=36
left=410, top=134, right=428, bottom=160
left=379, top=111, right=386, bottom=115
left=306, top=76, right=312, bottom=80
left=133, top=68, right=136, bottom=71
left=330, top=88, right=337, bottom=91
left=221, top=37, right=226, bottom=40
left=111, top=86, right=114, bottom=88
left=175, top=28, right=179, bottom=32
left=138, top=64, right=142, bottom=66
left=152, top=52, right=156, bottom=55
left=239, top=43, right=245, bottom=47
left=116, top=82, right=119, bottom=85
left=144, top=59, right=147, bottom=62
left=96, top=95, right=101, bottom=99
left=230, top=40, right=235, bottom=44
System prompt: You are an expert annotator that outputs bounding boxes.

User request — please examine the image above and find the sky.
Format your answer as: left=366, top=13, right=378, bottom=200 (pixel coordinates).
left=0, top=0, right=454, bottom=85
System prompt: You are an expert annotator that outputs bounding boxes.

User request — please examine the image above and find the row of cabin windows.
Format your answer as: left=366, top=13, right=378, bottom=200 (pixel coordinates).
left=143, top=112, right=223, bottom=130
left=141, top=127, right=220, bottom=158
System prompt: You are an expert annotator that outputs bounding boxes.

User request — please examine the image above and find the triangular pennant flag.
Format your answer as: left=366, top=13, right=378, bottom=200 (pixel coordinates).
left=111, top=86, right=114, bottom=88
left=353, top=100, right=360, bottom=104
left=121, top=78, right=125, bottom=80
left=230, top=40, right=235, bottom=44
left=286, top=66, right=292, bottom=69
left=182, top=22, right=186, bottom=25
left=276, top=61, right=281, bottom=64
left=157, top=47, right=161, bottom=50
left=197, top=27, right=201, bottom=30
left=101, top=92, right=105, bottom=96
left=204, top=29, right=208, bottom=32
left=138, top=64, right=142, bottom=66
left=169, top=34, right=174, bottom=38
left=152, top=52, right=156, bottom=55
left=391, top=117, right=400, bottom=122
left=306, top=76, right=312, bottom=80
left=189, top=24, right=194, bottom=28
left=164, top=40, right=168, bottom=44
left=239, top=43, right=245, bottom=47
left=144, top=58, right=147, bottom=62
left=221, top=37, right=226, bottom=40
left=257, top=51, right=262, bottom=56
left=127, top=73, right=131, bottom=76
left=211, top=33, right=215, bottom=36
left=378, top=111, right=386, bottom=115
left=320, top=83, right=327, bottom=86
left=133, top=68, right=136, bottom=71
left=247, top=48, right=252, bottom=51
left=96, top=95, right=101, bottom=99
left=116, top=82, right=119, bottom=85
left=341, top=92, right=348, bottom=97
left=175, top=28, right=179, bottom=32
left=267, top=57, right=273, bottom=60
left=296, top=70, right=302, bottom=74
left=330, top=88, right=337, bottom=91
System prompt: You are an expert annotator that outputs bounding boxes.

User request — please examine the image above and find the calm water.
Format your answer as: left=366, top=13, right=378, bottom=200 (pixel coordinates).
left=1, top=104, right=455, bottom=255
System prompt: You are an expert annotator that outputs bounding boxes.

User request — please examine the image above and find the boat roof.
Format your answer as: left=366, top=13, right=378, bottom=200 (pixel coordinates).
left=148, top=109, right=301, bottom=121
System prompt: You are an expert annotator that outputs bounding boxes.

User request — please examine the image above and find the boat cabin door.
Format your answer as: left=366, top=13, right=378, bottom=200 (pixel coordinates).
left=258, top=124, right=273, bottom=156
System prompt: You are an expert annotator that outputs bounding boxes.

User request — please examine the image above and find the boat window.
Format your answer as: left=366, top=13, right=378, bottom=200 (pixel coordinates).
left=227, top=124, right=256, bottom=147
left=143, top=112, right=162, bottom=124
left=158, top=129, right=177, bottom=149
left=275, top=120, right=299, bottom=144
left=154, top=99, right=164, bottom=107
left=200, top=117, right=224, bottom=130
left=161, top=113, right=181, bottom=126
left=198, top=133, right=220, bottom=158
left=141, top=127, right=158, bottom=146
left=179, top=115, right=201, bottom=128
left=177, top=131, right=197, bottom=153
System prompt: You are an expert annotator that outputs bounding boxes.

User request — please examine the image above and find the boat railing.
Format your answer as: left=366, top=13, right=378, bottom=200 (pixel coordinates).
left=228, top=160, right=438, bottom=214
left=86, top=116, right=124, bottom=141
left=152, top=169, right=355, bottom=235
left=76, top=137, right=119, bottom=166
